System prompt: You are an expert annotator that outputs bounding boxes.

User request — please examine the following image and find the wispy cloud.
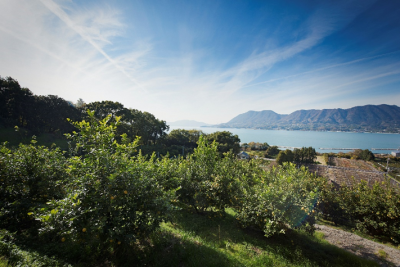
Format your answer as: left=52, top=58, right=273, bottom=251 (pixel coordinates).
left=0, top=0, right=398, bottom=124
left=38, top=0, right=146, bottom=91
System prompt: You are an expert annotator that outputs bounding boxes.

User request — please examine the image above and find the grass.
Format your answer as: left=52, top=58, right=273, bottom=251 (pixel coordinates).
left=0, top=208, right=380, bottom=267
left=0, top=257, right=8, bottom=267
left=0, top=127, right=69, bottom=150
left=145, top=208, right=379, bottom=267
left=316, top=156, right=327, bottom=165
left=376, top=249, right=388, bottom=259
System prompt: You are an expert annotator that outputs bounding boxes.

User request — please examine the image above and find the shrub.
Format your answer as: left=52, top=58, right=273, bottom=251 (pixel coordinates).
left=34, top=111, right=176, bottom=254
left=0, top=140, right=67, bottom=231
left=340, top=180, right=400, bottom=243
left=177, top=136, right=245, bottom=214
left=237, top=163, right=324, bottom=237
left=317, top=183, right=348, bottom=225
left=318, top=178, right=400, bottom=243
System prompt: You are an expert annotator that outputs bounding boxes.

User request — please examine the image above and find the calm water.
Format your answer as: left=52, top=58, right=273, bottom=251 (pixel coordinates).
left=169, top=126, right=400, bottom=154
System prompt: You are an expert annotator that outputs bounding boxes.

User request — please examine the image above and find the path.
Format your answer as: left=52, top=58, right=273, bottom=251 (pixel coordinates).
left=316, top=224, right=400, bottom=266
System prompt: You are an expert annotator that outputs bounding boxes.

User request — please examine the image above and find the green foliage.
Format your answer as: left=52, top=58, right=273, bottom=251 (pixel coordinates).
left=352, top=149, right=375, bottom=161
left=0, top=139, right=67, bottom=231
left=237, top=163, right=324, bottom=237
left=165, top=129, right=204, bottom=149
left=84, top=100, right=125, bottom=121
left=293, top=147, right=317, bottom=163
left=318, top=179, right=400, bottom=243
left=276, top=149, right=293, bottom=165
left=177, top=136, right=245, bottom=213
left=323, top=153, right=329, bottom=164
left=1, top=93, right=393, bottom=265
left=34, top=111, right=176, bottom=254
left=247, top=142, right=269, bottom=151
left=118, top=108, right=169, bottom=145
left=0, top=230, right=70, bottom=267
left=317, top=183, right=347, bottom=226
left=265, top=145, right=280, bottom=157
left=205, top=131, right=241, bottom=155
left=0, top=76, right=80, bottom=135
left=276, top=147, right=317, bottom=165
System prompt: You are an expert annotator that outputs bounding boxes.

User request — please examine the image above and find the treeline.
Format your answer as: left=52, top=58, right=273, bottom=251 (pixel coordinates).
left=0, top=76, right=240, bottom=156
left=165, top=129, right=240, bottom=156
left=241, top=142, right=317, bottom=165
left=277, top=147, right=317, bottom=165
left=0, top=76, right=81, bottom=134
left=0, top=76, right=168, bottom=145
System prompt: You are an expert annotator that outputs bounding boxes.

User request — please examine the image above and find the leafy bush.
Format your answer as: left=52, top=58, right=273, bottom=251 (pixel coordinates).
left=265, top=146, right=280, bottom=157
left=0, top=139, right=67, bottom=231
left=317, top=183, right=348, bottom=225
left=177, top=136, right=245, bottom=214
left=318, top=177, right=400, bottom=243
left=341, top=180, right=399, bottom=243
left=34, top=112, right=176, bottom=254
left=237, top=163, right=324, bottom=237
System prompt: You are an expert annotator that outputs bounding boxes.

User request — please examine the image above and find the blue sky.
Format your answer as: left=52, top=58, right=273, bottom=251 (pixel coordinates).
left=1, top=0, right=400, bottom=124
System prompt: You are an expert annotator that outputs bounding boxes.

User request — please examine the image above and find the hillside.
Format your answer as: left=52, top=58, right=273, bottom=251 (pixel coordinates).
left=215, top=104, right=400, bottom=132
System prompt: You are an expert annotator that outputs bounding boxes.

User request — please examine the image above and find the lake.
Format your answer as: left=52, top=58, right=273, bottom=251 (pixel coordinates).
left=169, top=126, right=400, bottom=154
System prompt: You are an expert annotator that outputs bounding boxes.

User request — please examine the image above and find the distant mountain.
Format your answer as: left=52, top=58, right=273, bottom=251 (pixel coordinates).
left=168, top=120, right=211, bottom=127
left=221, top=110, right=285, bottom=128
left=215, top=105, right=400, bottom=132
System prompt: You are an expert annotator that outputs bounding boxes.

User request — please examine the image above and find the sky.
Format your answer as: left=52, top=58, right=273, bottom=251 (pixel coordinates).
left=1, top=0, right=400, bottom=124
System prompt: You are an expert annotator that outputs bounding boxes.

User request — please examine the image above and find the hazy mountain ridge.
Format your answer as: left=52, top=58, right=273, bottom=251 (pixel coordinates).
left=215, top=105, right=400, bottom=132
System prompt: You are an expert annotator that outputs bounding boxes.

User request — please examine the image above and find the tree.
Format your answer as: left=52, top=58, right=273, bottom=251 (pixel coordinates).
left=266, top=146, right=280, bottom=157
left=75, top=98, right=86, bottom=108
left=0, top=76, right=35, bottom=128
left=85, top=101, right=127, bottom=121
left=276, top=149, right=294, bottom=165
left=118, top=108, right=169, bottom=145
left=165, top=129, right=204, bottom=148
left=293, top=147, right=316, bottom=164
left=32, top=95, right=81, bottom=134
left=205, top=131, right=240, bottom=155
left=361, top=149, right=375, bottom=161
left=0, top=76, right=80, bottom=135
left=353, top=149, right=375, bottom=161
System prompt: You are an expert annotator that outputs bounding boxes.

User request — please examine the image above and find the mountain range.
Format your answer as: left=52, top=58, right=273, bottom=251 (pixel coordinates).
left=214, top=105, right=400, bottom=132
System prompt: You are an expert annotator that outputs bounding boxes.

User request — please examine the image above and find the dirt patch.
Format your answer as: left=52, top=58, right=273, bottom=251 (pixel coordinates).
left=316, top=224, right=400, bottom=266
left=316, top=156, right=327, bottom=165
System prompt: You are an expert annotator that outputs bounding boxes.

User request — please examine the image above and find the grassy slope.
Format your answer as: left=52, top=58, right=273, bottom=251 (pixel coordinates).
left=146, top=208, right=378, bottom=267
left=0, top=208, right=379, bottom=267
left=0, top=127, right=68, bottom=150
left=0, top=257, right=7, bottom=267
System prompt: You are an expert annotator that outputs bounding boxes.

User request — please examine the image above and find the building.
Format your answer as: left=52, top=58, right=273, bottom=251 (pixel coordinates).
left=237, top=151, right=250, bottom=160
left=391, top=151, right=400, bottom=157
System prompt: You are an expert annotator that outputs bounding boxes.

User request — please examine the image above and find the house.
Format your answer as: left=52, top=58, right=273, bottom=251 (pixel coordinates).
left=391, top=151, right=400, bottom=157
left=237, top=151, right=250, bottom=160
